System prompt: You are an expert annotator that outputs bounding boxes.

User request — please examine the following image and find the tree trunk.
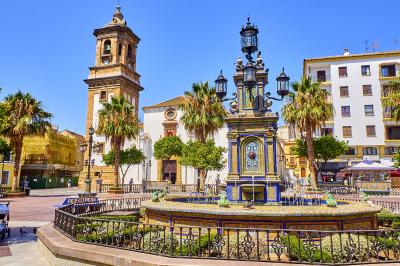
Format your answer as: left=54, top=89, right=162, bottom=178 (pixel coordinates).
left=199, top=168, right=206, bottom=192
left=12, top=137, right=23, bottom=191
left=113, top=138, right=121, bottom=187
left=305, top=124, right=317, bottom=189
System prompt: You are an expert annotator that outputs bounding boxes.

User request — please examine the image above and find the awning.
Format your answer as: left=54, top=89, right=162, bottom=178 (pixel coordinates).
left=348, top=160, right=397, bottom=171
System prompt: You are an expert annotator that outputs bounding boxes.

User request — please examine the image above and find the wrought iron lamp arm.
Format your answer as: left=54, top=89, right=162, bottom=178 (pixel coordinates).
left=221, top=92, right=237, bottom=102
left=265, top=92, right=284, bottom=101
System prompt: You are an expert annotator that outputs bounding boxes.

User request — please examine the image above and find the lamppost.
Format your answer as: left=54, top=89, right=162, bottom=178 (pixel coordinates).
left=215, top=17, right=290, bottom=107
left=80, top=126, right=100, bottom=193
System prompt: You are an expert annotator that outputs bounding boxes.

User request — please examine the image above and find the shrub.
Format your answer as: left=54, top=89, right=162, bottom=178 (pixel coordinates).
left=281, top=234, right=332, bottom=263
left=377, top=209, right=400, bottom=227
left=321, top=233, right=368, bottom=262
left=143, top=230, right=179, bottom=254
left=90, top=214, right=138, bottom=222
left=393, top=221, right=400, bottom=229
left=222, top=231, right=265, bottom=260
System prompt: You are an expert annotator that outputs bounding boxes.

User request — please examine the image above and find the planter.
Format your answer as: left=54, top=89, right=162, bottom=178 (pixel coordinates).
left=5, top=191, right=26, bottom=198
left=108, top=189, right=124, bottom=194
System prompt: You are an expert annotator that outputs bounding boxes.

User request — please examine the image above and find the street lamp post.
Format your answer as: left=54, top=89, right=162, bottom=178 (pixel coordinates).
left=80, top=126, right=100, bottom=193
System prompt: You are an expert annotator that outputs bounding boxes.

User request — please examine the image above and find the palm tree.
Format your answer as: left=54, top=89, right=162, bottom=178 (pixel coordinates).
left=180, top=82, right=227, bottom=190
left=383, top=78, right=400, bottom=122
left=97, top=96, right=138, bottom=187
left=282, top=77, right=334, bottom=189
left=0, top=91, right=52, bottom=191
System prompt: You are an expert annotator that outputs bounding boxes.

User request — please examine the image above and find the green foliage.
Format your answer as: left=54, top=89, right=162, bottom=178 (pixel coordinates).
left=223, top=232, right=265, bottom=259
left=179, top=140, right=226, bottom=171
left=89, top=215, right=139, bottom=222
left=153, top=136, right=183, bottom=160
left=377, top=209, right=400, bottom=227
left=382, top=77, right=400, bottom=122
left=281, top=234, right=332, bottom=263
left=321, top=234, right=369, bottom=262
left=394, top=150, right=400, bottom=168
left=179, top=82, right=227, bottom=143
left=0, top=137, right=11, bottom=157
left=102, top=147, right=144, bottom=166
left=97, top=96, right=139, bottom=186
left=151, top=188, right=168, bottom=202
left=143, top=231, right=179, bottom=254
left=291, top=135, right=349, bottom=166
left=0, top=91, right=52, bottom=190
left=282, top=77, right=335, bottom=188
left=102, top=146, right=144, bottom=184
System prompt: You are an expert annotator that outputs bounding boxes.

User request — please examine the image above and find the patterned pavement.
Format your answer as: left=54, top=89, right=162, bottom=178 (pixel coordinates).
left=0, top=187, right=145, bottom=265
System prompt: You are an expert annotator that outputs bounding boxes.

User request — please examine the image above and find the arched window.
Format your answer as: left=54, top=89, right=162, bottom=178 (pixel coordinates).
left=103, top=40, right=111, bottom=55
left=241, top=138, right=265, bottom=175
left=127, top=44, right=133, bottom=59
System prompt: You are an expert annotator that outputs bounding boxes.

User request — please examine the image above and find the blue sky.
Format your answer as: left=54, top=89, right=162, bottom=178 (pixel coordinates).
left=1, top=0, right=399, bottom=135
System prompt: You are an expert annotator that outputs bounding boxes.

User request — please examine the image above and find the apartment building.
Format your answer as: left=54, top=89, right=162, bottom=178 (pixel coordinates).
left=279, top=50, right=400, bottom=181
left=303, top=50, right=400, bottom=165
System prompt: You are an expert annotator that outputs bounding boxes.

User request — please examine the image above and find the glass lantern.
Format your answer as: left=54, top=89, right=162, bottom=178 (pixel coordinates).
left=243, top=61, right=257, bottom=88
left=276, top=68, right=290, bottom=97
left=215, top=70, right=227, bottom=100
left=240, top=17, right=259, bottom=56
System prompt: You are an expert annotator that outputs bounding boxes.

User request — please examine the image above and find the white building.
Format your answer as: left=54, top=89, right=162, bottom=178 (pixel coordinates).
left=303, top=50, right=400, bottom=166
left=140, top=96, right=229, bottom=185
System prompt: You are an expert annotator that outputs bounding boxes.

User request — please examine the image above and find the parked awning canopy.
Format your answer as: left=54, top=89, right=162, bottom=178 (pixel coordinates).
left=348, top=160, right=397, bottom=171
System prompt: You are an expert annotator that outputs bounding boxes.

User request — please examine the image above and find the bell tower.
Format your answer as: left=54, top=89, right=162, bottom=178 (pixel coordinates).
left=81, top=5, right=143, bottom=186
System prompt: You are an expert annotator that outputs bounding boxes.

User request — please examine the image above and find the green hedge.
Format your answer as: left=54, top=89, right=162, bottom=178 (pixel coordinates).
left=377, top=209, right=400, bottom=227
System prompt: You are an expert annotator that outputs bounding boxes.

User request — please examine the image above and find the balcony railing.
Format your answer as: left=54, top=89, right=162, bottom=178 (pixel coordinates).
left=309, top=74, right=331, bottom=83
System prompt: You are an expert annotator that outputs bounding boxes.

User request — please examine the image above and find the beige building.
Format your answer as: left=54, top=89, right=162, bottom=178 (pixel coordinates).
left=81, top=5, right=143, bottom=186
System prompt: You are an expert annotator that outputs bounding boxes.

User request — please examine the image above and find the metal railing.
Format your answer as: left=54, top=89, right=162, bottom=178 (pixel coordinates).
left=54, top=196, right=400, bottom=264
left=101, top=184, right=142, bottom=193
left=99, top=183, right=220, bottom=194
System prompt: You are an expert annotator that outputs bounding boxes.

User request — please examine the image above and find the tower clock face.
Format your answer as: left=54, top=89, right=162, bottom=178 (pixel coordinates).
left=103, top=58, right=110, bottom=65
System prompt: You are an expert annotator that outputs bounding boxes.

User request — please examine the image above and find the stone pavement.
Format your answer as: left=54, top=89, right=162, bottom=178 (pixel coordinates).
left=0, top=187, right=147, bottom=265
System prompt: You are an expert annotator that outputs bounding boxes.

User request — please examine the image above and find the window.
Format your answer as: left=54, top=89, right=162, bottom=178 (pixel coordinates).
left=338, top=67, right=348, bottom=78
left=127, top=44, right=133, bottom=59
left=103, top=40, right=111, bottom=55
left=363, top=147, right=377, bottom=155
left=341, top=106, right=351, bottom=117
left=385, top=146, right=399, bottom=155
left=364, top=105, right=374, bottom=116
left=321, top=128, right=333, bottom=136
left=366, top=125, right=376, bottom=137
left=100, top=91, right=107, bottom=101
left=361, top=65, right=371, bottom=76
left=340, top=86, right=349, bottom=97
left=289, top=157, right=295, bottom=165
left=362, top=85, right=372, bottom=96
left=300, top=168, right=306, bottom=178
left=387, top=126, right=400, bottom=140
left=342, top=126, right=352, bottom=138
left=1, top=171, right=9, bottom=185
left=317, top=71, right=326, bottom=82
left=381, top=65, right=396, bottom=77
left=346, top=147, right=357, bottom=155
left=118, top=44, right=122, bottom=56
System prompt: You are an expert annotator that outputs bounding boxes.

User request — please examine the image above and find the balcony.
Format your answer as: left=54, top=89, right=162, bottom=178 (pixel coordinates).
left=380, top=64, right=397, bottom=80
left=310, top=73, right=331, bottom=84
left=386, top=126, right=400, bottom=140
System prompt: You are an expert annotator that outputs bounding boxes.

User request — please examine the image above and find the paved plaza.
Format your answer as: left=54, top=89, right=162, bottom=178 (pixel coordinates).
left=0, top=187, right=147, bottom=265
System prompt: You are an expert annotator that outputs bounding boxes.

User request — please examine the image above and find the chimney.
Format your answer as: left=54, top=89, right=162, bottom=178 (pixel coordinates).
left=343, top=48, right=350, bottom=56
